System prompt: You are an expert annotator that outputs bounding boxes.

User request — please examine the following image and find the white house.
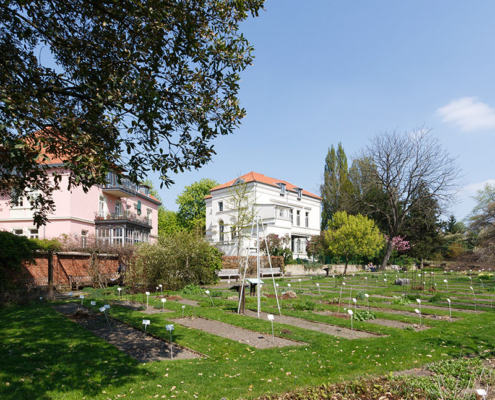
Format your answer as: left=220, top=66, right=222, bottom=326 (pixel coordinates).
left=205, top=172, right=321, bottom=259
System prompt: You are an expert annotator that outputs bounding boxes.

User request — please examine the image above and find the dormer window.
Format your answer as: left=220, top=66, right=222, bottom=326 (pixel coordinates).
left=297, top=188, right=302, bottom=200
left=279, top=183, right=286, bottom=196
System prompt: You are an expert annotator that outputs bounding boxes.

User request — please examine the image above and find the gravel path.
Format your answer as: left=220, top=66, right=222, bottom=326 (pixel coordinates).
left=171, top=317, right=304, bottom=349
left=242, top=310, right=383, bottom=339
left=53, top=303, right=200, bottom=362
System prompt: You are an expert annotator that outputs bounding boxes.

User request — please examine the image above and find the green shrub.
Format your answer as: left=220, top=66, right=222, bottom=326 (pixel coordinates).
left=181, top=284, right=204, bottom=295
left=429, top=293, right=446, bottom=303
left=293, top=299, right=317, bottom=311
left=356, top=291, right=366, bottom=300
left=209, top=290, right=224, bottom=298
left=392, top=295, right=411, bottom=306
left=353, top=311, right=376, bottom=321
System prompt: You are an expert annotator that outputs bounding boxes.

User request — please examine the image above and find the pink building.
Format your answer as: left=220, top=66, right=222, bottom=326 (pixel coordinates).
left=0, top=170, right=161, bottom=245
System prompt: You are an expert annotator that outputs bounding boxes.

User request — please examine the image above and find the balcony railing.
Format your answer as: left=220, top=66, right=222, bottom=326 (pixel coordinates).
left=102, top=172, right=144, bottom=197
left=94, top=211, right=151, bottom=227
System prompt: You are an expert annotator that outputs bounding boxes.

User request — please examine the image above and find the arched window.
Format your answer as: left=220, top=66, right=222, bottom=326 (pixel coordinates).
left=219, top=220, right=224, bottom=242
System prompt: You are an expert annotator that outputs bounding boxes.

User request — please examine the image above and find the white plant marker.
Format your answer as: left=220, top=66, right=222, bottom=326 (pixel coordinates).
left=470, top=286, right=477, bottom=311
left=414, top=308, right=422, bottom=326
left=90, top=300, right=96, bottom=307
left=288, top=283, right=291, bottom=290
left=39, top=296, right=43, bottom=302
left=161, top=298, right=166, bottom=311
left=159, top=284, right=163, bottom=295
left=316, top=283, right=321, bottom=299
left=166, top=324, right=174, bottom=359
left=416, top=298, right=422, bottom=314
left=443, top=279, right=449, bottom=292
left=352, top=298, right=357, bottom=312
left=145, top=291, right=150, bottom=309
left=80, top=294, right=84, bottom=305
left=205, top=290, right=214, bottom=306
left=182, top=305, right=185, bottom=317
left=69, top=292, right=73, bottom=298
left=298, top=278, right=302, bottom=288
left=338, top=283, right=345, bottom=314
left=446, top=298, right=452, bottom=320
left=142, top=319, right=150, bottom=333
left=117, top=287, right=122, bottom=299
left=100, top=306, right=112, bottom=329
left=348, top=309, right=354, bottom=330
left=365, top=293, right=370, bottom=309
left=476, top=389, right=487, bottom=400
left=267, top=314, right=275, bottom=340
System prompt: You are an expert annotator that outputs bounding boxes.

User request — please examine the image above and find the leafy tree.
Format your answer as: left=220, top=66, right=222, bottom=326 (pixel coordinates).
left=158, top=208, right=181, bottom=237
left=320, top=143, right=353, bottom=230
left=351, top=128, right=460, bottom=269
left=133, top=231, right=222, bottom=291
left=0, top=231, right=38, bottom=292
left=468, top=183, right=495, bottom=225
left=176, top=178, right=218, bottom=232
left=325, top=211, right=384, bottom=275
left=1, top=0, right=265, bottom=227
left=225, top=178, right=257, bottom=256
left=306, top=232, right=327, bottom=263
left=259, top=233, right=292, bottom=265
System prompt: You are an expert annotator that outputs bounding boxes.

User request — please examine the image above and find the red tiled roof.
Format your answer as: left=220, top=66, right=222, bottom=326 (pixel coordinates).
left=208, top=172, right=321, bottom=200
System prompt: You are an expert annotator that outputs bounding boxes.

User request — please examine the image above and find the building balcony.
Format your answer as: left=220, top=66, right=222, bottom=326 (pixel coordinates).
left=94, top=211, right=151, bottom=228
left=102, top=172, right=141, bottom=198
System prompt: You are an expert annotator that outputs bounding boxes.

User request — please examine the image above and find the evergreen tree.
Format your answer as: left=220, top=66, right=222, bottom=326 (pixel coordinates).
left=320, top=143, right=352, bottom=230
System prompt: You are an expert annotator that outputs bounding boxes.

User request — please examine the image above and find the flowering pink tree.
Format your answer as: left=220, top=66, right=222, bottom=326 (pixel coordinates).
left=384, top=235, right=411, bottom=252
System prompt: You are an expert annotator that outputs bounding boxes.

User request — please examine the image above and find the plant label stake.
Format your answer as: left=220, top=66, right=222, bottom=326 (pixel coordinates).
left=443, top=279, right=448, bottom=292
left=352, top=298, right=357, bottom=312
left=316, top=283, right=321, bottom=302
left=447, top=298, right=452, bottom=320
left=205, top=290, right=214, bottom=306
left=287, top=284, right=291, bottom=291
left=182, top=305, right=185, bottom=317
left=414, top=308, right=421, bottom=326
left=298, top=279, right=302, bottom=288
left=416, top=298, right=421, bottom=314
left=39, top=296, right=43, bottom=303
left=142, top=319, right=150, bottom=333
left=281, top=292, right=286, bottom=308
left=159, top=284, right=163, bottom=295
left=166, top=324, right=174, bottom=360
left=476, top=389, right=487, bottom=400
left=338, top=283, right=345, bottom=314
left=117, top=287, right=122, bottom=299
left=145, top=291, right=150, bottom=309
left=267, top=314, right=275, bottom=340
left=69, top=292, right=73, bottom=298
left=161, top=298, right=166, bottom=311
left=365, top=294, right=370, bottom=309
left=80, top=295, right=84, bottom=305
left=348, top=309, right=353, bottom=330
left=100, top=306, right=112, bottom=329
left=90, top=301, right=96, bottom=307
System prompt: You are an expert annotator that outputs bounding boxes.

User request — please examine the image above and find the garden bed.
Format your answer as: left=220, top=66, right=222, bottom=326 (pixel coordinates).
left=243, top=310, right=383, bottom=339
left=53, top=303, right=200, bottom=362
left=365, top=318, right=429, bottom=331
left=171, top=316, right=304, bottom=348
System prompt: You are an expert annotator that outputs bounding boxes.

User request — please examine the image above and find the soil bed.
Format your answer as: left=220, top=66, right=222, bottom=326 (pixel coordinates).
left=352, top=306, right=456, bottom=320
left=171, top=317, right=304, bottom=349
left=53, top=303, right=200, bottom=362
left=365, top=318, right=429, bottom=331
left=242, top=310, right=383, bottom=339
left=173, top=298, right=200, bottom=307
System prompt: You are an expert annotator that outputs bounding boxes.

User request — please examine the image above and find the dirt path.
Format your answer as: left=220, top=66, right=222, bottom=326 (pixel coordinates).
left=242, top=310, right=383, bottom=340
left=171, top=317, right=304, bottom=349
left=53, top=303, right=200, bottom=362
left=365, top=318, right=428, bottom=331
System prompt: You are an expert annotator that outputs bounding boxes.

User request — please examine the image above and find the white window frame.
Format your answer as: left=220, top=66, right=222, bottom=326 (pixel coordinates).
left=218, top=201, right=224, bottom=212
left=305, top=212, right=309, bottom=227
left=99, top=195, right=106, bottom=217
left=296, top=210, right=300, bottom=226
left=12, top=228, right=24, bottom=236
left=28, top=229, right=39, bottom=239
left=279, top=183, right=286, bottom=196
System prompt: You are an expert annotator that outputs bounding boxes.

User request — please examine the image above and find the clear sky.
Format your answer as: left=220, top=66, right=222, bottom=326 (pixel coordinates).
left=154, top=0, right=495, bottom=220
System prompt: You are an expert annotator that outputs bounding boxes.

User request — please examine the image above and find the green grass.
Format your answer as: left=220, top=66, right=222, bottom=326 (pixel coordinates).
left=1, top=271, right=495, bottom=399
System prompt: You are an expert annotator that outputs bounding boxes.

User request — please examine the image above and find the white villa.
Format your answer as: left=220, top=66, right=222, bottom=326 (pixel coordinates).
left=205, top=172, right=321, bottom=259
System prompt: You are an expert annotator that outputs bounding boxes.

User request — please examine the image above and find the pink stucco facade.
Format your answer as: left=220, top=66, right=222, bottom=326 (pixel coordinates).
left=0, top=169, right=161, bottom=244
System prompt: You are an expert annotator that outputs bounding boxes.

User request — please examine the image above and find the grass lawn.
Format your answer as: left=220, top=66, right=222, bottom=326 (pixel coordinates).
left=1, top=270, right=495, bottom=399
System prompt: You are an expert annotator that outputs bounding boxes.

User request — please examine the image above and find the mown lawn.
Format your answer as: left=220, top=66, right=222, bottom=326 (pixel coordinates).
left=1, top=272, right=495, bottom=399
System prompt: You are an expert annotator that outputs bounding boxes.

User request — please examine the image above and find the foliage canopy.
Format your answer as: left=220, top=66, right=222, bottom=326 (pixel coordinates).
left=1, top=0, right=264, bottom=226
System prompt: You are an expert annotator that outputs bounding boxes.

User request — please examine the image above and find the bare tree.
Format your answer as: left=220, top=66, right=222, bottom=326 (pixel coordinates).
left=351, top=128, right=461, bottom=269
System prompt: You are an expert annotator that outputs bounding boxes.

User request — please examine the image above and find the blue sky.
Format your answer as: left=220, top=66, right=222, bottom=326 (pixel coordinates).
left=154, top=0, right=495, bottom=220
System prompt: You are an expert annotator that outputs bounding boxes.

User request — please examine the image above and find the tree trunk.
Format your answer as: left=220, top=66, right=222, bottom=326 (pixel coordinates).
left=344, top=255, right=348, bottom=276
left=381, top=240, right=394, bottom=270
left=48, top=250, right=54, bottom=299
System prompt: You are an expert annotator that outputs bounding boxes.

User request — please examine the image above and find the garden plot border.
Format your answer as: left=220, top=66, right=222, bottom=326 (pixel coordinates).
left=242, top=309, right=385, bottom=339
left=53, top=303, right=202, bottom=362
left=170, top=316, right=305, bottom=349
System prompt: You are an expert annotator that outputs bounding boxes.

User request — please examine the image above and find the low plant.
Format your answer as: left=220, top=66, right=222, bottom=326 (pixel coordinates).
left=429, top=293, right=447, bottom=303
left=353, top=310, right=376, bottom=321
left=293, top=299, right=317, bottom=311
left=181, top=284, right=204, bottom=295
left=355, top=291, right=366, bottom=300
left=392, top=295, right=411, bottom=306
left=209, top=290, right=224, bottom=298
